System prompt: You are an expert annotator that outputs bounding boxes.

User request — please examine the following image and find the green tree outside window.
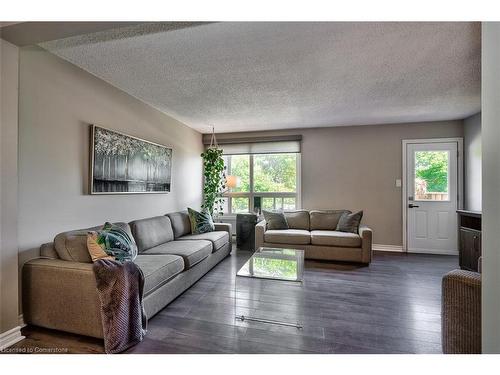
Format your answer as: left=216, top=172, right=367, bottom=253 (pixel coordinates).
left=415, top=151, right=449, bottom=193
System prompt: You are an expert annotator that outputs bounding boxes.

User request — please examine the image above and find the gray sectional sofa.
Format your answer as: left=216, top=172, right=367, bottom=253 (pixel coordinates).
left=22, top=211, right=232, bottom=339
left=255, top=210, right=372, bottom=264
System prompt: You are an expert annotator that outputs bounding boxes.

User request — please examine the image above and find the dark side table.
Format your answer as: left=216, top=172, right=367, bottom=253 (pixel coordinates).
left=457, top=210, right=482, bottom=272
left=236, top=213, right=260, bottom=251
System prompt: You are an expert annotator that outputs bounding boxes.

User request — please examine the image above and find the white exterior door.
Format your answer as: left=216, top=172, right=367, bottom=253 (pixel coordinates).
left=406, top=141, right=459, bottom=255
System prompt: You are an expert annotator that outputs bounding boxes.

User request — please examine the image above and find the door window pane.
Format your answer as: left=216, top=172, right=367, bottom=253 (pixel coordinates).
left=253, top=154, right=297, bottom=192
left=232, top=197, right=249, bottom=213
left=414, top=151, right=449, bottom=201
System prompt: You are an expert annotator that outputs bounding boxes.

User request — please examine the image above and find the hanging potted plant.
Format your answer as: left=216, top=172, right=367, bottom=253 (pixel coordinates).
left=201, top=128, right=227, bottom=218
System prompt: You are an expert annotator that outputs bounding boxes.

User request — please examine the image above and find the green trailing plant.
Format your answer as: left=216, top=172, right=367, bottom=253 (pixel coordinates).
left=201, top=147, right=227, bottom=217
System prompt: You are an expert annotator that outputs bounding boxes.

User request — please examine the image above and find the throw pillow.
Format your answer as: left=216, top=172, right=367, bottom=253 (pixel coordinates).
left=86, top=222, right=138, bottom=262
left=263, top=210, right=289, bottom=230
left=336, top=211, right=363, bottom=234
left=87, top=232, right=115, bottom=262
left=188, top=207, right=215, bottom=234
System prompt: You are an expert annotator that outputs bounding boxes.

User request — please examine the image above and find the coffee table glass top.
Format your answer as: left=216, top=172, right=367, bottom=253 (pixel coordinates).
left=236, top=247, right=305, bottom=282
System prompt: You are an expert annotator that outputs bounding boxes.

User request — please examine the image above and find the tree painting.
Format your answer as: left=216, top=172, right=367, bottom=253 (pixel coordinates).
left=91, top=126, right=172, bottom=193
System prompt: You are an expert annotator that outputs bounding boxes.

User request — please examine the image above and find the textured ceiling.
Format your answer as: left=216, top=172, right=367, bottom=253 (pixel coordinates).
left=40, top=22, right=481, bottom=133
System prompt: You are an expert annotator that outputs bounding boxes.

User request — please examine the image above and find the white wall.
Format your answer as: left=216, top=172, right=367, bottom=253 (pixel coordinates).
left=463, top=113, right=481, bottom=211
left=18, top=46, right=204, bottom=264
left=0, top=39, right=21, bottom=338
left=482, top=22, right=500, bottom=353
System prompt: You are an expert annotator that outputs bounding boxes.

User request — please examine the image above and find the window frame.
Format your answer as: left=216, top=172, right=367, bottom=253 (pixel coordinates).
left=223, top=153, right=301, bottom=216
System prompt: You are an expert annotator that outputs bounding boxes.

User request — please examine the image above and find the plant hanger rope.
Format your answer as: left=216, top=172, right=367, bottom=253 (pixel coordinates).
left=209, top=126, right=218, bottom=149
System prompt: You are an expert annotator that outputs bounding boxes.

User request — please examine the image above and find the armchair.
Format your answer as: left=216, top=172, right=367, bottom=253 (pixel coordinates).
left=441, top=268, right=481, bottom=353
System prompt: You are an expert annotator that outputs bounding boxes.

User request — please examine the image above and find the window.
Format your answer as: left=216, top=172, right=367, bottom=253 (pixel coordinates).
left=223, top=153, right=300, bottom=214
left=414, top=150, right=450, bottom=201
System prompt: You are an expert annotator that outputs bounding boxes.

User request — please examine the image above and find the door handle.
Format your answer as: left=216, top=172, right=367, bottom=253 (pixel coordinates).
left=408, top=204, right=420, bottom=208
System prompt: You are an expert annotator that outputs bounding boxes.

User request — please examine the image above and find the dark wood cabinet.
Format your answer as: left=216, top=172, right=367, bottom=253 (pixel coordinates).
left=236, top=213, right=259, bottom=251
left=457, top=210, right=481, bottom=272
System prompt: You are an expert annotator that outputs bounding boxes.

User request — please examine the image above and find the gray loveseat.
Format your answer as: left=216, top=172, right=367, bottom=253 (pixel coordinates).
left=255, top=210, right=372, bottom=264
left=22, top=211, right=231, bottom=339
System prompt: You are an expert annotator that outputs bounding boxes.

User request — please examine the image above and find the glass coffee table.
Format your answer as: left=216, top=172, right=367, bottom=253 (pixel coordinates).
left=235, top=247, right=305, bottom=329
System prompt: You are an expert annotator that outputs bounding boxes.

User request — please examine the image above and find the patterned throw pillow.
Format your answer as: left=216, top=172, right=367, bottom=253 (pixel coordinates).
left=87, top=232, right=115, bottom=262
left=263, top=210, right=289, bottom=230
left=87, top=222, right=138, bottom=262
left=188, top=208, right=215, bottom=234
left=336, top=211, right=363, bottom=234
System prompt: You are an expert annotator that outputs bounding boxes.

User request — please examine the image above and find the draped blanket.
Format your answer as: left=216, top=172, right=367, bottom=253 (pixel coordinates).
left=93, top=259, right=147, bottom=353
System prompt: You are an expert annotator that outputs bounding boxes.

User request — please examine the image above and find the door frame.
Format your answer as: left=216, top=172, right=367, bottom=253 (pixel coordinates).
left=402, top=138, right=464, bottom=253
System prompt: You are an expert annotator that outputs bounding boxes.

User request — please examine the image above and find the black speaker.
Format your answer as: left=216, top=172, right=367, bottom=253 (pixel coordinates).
left=236, top=213, right=258, bottom=251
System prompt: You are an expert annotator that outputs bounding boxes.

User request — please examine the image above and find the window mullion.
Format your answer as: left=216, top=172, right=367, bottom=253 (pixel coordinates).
left=296, top=153, right=301, bottom=209
left=227, top=156, right=232, bottom=214
left=249, top=154, right=254, bottom=213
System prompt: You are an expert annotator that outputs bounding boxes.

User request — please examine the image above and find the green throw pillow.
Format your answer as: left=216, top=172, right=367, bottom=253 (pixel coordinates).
left=336, top=211, right=363, bottom=234
left=87, top=222, right=138, bottom=262
left=263, top=210, right=289, bottom=230
left=188, top=208, right=215, bottom=234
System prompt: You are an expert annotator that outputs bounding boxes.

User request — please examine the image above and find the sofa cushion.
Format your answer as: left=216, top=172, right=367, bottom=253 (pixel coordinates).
left=142, top=240, right=212, bottom=269
left=166, top=211, right=191, bottom=239
left=130, top=216, right=174, bottom=252
left=263, top=210, right=289, bottom=230
left=264, top=229, right=311, bottom=245
left=134, top=254, right=184, bottom=295
left=310, top=230, right=362, bottom=247
left=284, top=210, right=310, bottom=230
left=177, top=231, right=229, bottom=252
left=310, top=210, right=350, bottom=230
left=336, top=211, right=363, bottom=234
left=53, top=222, right=133, bottom=263
left=40, top=242, right=59, bottom=259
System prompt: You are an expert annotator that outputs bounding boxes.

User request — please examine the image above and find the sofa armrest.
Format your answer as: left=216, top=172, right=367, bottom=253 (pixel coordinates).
left=22, top=258, right=104, bottom=339
left=214, top=222, right=233, bottom=252
left=442, top=269, right=481, bottom=354
left=40, top=242, right=59, bottom=259
left=255, top=220, right=267, bottom=250
left=358, top=225, right=372, bottom=264
left=214, top=222, right=232, bottom=236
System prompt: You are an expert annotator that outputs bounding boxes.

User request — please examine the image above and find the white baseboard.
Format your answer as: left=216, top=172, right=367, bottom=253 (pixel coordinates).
left=372, top=244, right=404, bottom=252
left=408, top=248, right=459, bottom=256
left=373, top=244, right=458, bottom=256
left=19, top=314, right=26, bottom=328
left=0, top=326, right=25, bottom=351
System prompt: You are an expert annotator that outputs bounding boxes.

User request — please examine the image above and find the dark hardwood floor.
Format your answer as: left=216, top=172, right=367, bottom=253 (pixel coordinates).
left=12, top=250, right=458, bottom=354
